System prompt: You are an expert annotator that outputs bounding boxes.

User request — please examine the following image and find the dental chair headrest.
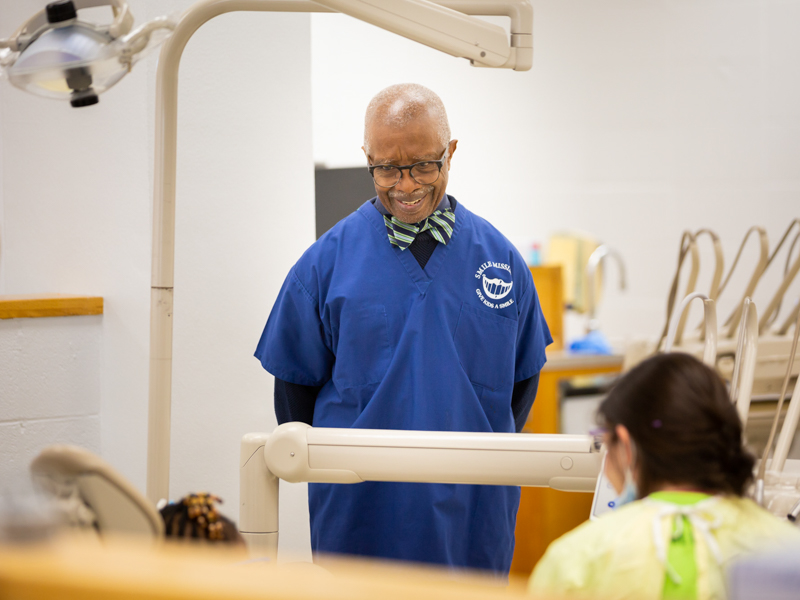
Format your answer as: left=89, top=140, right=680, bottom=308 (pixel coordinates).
left=30, top=445, right=164, bottom=539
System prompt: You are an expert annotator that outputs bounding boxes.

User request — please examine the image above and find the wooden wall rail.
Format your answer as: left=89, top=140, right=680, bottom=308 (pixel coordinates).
left=0, top=294, right=103, bottom=319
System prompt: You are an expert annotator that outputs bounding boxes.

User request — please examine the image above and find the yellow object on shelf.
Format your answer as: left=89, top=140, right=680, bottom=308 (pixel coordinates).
left=0, top=294, right=103, bottom=319
left=529, top=265, right=564, bottom=351
left=546, top=233, right=599, bottom=313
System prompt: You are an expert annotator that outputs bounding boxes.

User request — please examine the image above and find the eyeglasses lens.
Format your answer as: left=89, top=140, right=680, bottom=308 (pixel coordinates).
left=372, top=163, right=441, bottom=187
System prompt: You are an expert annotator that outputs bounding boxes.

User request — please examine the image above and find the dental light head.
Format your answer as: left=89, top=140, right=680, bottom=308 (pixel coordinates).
left=0, top=0, right=175, bottom=107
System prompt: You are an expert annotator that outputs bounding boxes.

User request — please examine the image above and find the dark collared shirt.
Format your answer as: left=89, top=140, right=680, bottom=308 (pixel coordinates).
left=373, top=195, right=453, bottom=269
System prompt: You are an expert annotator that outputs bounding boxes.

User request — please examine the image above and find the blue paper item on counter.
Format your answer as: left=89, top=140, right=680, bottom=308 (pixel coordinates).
left=569, top=329, right=613, bottom=355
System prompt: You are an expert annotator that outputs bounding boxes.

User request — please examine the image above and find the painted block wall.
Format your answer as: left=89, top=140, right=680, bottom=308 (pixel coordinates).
left=0, top=317, right=102, bottom=488
left=0, top=0, right=314, bottom=559
left=310, top=1, right=800, bottom=344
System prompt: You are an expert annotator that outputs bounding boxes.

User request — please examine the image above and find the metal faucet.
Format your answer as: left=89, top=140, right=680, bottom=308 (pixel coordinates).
left=586, top=245, right=627, bottom=333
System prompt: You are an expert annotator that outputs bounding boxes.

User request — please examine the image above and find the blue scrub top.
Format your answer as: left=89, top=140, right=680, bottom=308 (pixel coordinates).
left=256, top=197, right=551, bottom=573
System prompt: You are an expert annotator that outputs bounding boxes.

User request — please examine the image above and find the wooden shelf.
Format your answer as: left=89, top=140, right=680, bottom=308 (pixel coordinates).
left=0, top=294, right=103, bottom=320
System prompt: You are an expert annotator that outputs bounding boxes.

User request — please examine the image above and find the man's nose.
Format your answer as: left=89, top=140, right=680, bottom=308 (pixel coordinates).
left=395, top=169, right=419, bottom=193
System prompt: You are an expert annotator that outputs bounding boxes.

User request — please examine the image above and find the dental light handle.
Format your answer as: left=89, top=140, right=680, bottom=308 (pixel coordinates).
left=664, top=292, right=717, bottom=367
left=3, top=0, right=134, bottom=52
left=240, top=423, right=602, bottom=559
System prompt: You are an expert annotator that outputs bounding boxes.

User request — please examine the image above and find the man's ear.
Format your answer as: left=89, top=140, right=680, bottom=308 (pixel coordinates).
left=447, top=139, right=458, bottom=168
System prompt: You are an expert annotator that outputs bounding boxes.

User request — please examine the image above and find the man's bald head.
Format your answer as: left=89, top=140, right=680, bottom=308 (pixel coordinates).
left=363, top=83, right=451, bottom=155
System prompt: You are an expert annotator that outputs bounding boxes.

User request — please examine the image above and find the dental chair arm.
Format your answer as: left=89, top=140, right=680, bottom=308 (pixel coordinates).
left=240, top=423, right=601, bottom=559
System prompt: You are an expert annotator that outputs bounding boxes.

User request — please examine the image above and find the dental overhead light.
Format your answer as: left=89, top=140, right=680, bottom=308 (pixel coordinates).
left=0, top=0, right=175, bottom=107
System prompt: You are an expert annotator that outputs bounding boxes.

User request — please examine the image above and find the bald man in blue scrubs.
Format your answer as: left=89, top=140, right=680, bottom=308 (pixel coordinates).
left=255, top=83, right=551, bottom=575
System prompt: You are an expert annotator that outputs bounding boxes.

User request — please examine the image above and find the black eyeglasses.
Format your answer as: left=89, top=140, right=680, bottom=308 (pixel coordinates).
left=368, top=146, right=450, bottom=188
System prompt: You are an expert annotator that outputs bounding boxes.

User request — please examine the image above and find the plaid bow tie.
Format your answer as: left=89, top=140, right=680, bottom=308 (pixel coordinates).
left=383, top=209, right=455, bottom=251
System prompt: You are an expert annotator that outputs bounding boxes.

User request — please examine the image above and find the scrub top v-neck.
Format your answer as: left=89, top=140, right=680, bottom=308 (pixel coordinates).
left=373, top=197, right=459, bottom=295
left=255, top=195, right=552, bottom=573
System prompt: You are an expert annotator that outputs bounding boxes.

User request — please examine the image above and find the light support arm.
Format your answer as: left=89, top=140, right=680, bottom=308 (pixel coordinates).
left=147, top=0, right=533, bottom=503
left=239, top=423, right=601, bottom=559
left=149, top=0, right=335, bottom=505
left=311, top=0, right=532, bottom=70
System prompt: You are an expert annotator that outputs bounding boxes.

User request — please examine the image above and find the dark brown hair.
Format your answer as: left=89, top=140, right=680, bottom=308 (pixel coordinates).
left=160, top=493, right=245, bottom=545
left=597, top=353, right=754, bottom=497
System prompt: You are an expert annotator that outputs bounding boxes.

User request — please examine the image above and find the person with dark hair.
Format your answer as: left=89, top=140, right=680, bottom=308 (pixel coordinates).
left=528, top=353, right=799, bottom=599
left=160, top=493, right=245, bottom=546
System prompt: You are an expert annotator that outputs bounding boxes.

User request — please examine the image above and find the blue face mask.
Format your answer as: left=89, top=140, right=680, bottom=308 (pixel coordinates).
left=611, top=439, right=639, bottom=509
left=613, top=466, right=638, bottom=509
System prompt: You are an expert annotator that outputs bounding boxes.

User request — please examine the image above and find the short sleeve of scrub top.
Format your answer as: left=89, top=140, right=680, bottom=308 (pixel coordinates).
left=255, top=268, right=333, bottom=387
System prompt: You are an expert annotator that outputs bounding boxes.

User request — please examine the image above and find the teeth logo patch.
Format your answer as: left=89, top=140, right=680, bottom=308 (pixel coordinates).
left=483, top=275, right=513, bottom=300
left=474, top=261, right=514, bottom=309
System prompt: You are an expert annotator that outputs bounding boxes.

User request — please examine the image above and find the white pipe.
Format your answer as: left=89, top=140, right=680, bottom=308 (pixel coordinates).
left=772, top=376, right=800, bottom=472
left=239, top=423, right=602, bottom=558
left=730, top=298, right=758, bottom=428
left=148, top=0, right=351, bottom=504
left=693, top=229, right=723, bottom=342
left=759, top=245, right=800, bottom=335
left=722, top=227, right=769, bottom=339
left=674, top=236, right=700, bottom=346
left=778, top=298, right=799, bottom=336
left=771, top=308, right=800, bottom=471
left=664, top=292, right=717, bottom=367
left=147, top=0, right=532, bottom=503
left=693, top=229, right=724, bottom=301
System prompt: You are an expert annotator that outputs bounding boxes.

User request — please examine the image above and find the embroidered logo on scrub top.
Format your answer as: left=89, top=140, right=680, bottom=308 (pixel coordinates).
left=474, top=262, right=514, bottom=309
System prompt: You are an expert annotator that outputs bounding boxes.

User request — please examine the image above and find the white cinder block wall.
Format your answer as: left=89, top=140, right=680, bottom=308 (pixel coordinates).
left=311, top=1, right=800, bottom=343
left=0, top=0, right=314, bottom=559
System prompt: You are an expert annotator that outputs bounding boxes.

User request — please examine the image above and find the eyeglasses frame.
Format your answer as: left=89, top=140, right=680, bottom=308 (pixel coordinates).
left=367, top=144, right=451, bottom=188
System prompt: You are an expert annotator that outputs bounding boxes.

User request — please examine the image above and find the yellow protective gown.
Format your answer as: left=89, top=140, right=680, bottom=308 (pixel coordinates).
left=528, top=494, right=800, bottom=600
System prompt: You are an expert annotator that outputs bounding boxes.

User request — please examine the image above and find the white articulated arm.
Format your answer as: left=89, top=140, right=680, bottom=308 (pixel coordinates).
left=239, top=433, right=278, bottom=559
left=240, top=423, right=601, bottom=558
left=311, top=0, right=532, bottom=70
left=266, top=422, right=600, bottom=489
